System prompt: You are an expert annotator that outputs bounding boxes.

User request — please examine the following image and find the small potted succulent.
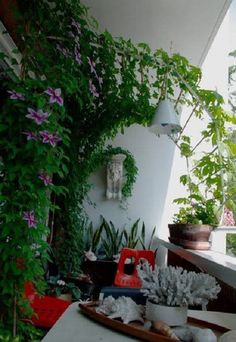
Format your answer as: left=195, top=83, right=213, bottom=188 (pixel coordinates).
left=137, top=260, right=221, bottom=326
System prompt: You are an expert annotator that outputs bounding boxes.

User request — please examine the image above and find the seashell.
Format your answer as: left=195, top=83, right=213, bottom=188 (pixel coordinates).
left=152, top=320, right=180, bottom=340
left=96, top=296, right=116, bottom=315
left=192, top=328, right=217, bottom=342
left=173, top=325, right=217, bottom=342
left=173, top=326, right=193, bottom=341
left=84, top=250, right=97, bottom=261
left=219, top=330, right=236, bottom=342
left=96, top=296, right=144, bottom=324
left=143, top=320, right=152, bottom=330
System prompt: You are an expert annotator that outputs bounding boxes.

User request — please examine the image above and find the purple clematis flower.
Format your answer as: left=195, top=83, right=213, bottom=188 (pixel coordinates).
left=38, top=172, right=53, bottom=186
left=22, top=131, right=38, bottom=141
left=89, top=80, right=99, bottom=98
left=56, top=44, right=70, bottom=58
left=23, top=210, right=37, bottom=228
left=26, top=108, right=49, bottom=125
left=68, top=31, right=75, bottom=38
left=98, top=77, right=103, bottom=87
left=45, top=88, right=64, bottom=106
left=40, top=130, right=62, bottom=147
left=87, top=57, right=96, bottom=74
left=71, top=19, right=81, bottom=35
left=8, top=90, right=25, bottom=101
left=75, top=45, right=82, bottom=65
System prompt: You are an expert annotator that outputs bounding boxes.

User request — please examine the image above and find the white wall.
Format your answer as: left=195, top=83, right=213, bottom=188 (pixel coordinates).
left=84, top=125, right=177, bottom=242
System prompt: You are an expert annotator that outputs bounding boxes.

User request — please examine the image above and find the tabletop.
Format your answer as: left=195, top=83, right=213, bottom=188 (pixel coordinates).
left=42, top=302, right=236, bottom=342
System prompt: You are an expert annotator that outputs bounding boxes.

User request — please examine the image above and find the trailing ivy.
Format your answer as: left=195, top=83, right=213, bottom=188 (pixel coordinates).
left=89, top=145, right=138, bottom=199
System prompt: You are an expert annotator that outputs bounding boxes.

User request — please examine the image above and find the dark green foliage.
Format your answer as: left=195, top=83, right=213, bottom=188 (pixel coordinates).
left=173, top=199, right=218, bottom=225
left=101, top=217, right=124, bottom=259
left=83, top=220, right=104, bottom=254
left=47, top=276, right=81, bottom=301
left=83, top=217, right=156, bottom=259
left=123, top=219, right=140, bottom=249
left=140, top=223, right=156, bottom=250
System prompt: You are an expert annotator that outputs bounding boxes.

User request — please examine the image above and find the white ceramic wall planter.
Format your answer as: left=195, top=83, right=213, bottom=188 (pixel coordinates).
left=106, top=154, right=126, bottom=200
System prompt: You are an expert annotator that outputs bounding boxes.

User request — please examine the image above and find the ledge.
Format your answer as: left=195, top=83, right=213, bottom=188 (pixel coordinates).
left=213, top=226, right=236, bottom=233
left=155, top=238, right=236, bottom=289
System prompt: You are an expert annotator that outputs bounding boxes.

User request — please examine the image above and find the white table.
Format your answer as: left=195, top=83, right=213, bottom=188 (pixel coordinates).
left=42, top=302, right=236, bottom=342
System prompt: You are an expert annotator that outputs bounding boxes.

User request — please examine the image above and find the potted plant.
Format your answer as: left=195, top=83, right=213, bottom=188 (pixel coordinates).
left=47, top=276, right=81, bottom=302
left=81, top=217, right=122, bottom=290
left=168, top=196, right=219, bottom=249
left=81, top=217, right=156, bottom=289
left=167, top=100, right=236, bottom=249
left=137, top=260, right=221, bottom=326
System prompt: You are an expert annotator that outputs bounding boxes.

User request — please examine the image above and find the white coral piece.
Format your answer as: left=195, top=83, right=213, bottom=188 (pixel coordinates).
left=96, top=296, right=144, bottom=324
left=137, top=261, right=221, bottom=308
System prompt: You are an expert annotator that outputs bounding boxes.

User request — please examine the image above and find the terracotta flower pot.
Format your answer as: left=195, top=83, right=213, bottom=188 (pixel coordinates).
left=168, top=223, right=213, bottom=250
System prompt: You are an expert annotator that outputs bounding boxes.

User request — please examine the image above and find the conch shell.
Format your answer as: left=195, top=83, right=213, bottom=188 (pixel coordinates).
left=96, top=296, right=144, bottom=324
left=152, top=320, right=180, bottom=340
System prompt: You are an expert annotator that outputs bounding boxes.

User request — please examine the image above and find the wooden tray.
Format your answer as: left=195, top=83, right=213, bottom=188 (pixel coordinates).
left=79, top=302, right=229, bottom=342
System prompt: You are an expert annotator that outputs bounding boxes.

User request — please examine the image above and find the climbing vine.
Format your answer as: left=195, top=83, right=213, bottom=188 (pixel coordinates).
left=0, top=0, right=235, bottom=339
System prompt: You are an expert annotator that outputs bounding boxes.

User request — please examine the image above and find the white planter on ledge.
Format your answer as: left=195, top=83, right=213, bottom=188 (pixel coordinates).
left=145, top=300, right=188, bottom=326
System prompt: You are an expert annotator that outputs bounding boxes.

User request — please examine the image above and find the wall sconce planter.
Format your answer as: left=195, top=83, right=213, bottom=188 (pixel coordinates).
left=106, top=153, right=126, bottom=200
left=89, top=145, right=138, bottom=201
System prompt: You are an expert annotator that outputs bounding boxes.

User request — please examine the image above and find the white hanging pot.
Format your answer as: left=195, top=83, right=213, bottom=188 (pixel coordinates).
left=145, top=300, right=188, bottom=326
left=149, top=99, right=181, bottom=135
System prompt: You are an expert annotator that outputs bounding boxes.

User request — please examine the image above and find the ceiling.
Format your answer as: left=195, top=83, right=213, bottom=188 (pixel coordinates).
left=81, top=0, right=231, bottom=66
